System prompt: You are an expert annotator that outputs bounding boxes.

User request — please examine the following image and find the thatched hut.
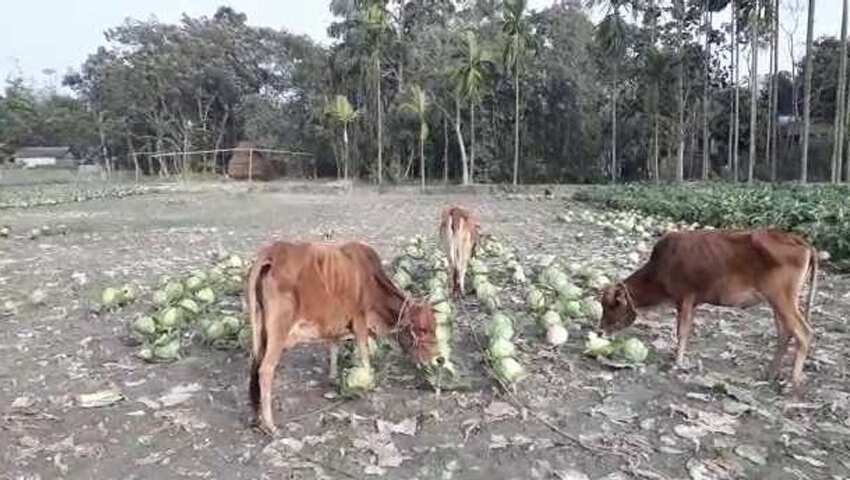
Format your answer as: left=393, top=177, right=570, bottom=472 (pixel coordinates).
left=227, top=142, right=276, bottom=180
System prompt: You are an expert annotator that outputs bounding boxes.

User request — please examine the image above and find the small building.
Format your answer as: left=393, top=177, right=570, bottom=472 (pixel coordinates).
left=14, top=146, right=78, bottom=169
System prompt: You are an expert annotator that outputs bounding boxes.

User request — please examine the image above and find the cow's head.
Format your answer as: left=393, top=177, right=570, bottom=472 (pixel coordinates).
left=599, top=283, right=637, bottom=335
left=397, top=301, right=439, bottom=365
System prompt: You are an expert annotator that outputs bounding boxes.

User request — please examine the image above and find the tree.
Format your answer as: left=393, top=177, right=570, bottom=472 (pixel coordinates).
left=502, top=0, right=530, bottom=185
left=595, top=3, right=629, bottom=182
left=747, top=0, right=759, bottom=184
left=363, top=0, right=393, bottom=185
left=800, top=0, right=815, bottom=183
left=326, top=95, right=359, bottom=180
left=452, top=31, right=491, bottom=183
left=832, top=0, right=848, bottom=183
left=400, top=84, right=429, bottom=189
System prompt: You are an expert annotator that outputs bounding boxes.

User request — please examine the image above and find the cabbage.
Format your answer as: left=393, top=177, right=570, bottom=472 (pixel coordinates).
left=152, top=290, right=169, bottom=306
left=185, top=275, right=205, bottom=292
left=557, top=283, right=583, bottom=301
left=540, top=266, right=567, bottom=288
left=132, top=316, right=157, bottom=336
left=433, top=301, right=452, bottom=315
left=426, top=277, right=445, bottom=292
left=208, top=267, right=224, bottom=284
left=195, top=287, right=216, bottom=304
left=469, top=259, right=489, bottom=275
left=428, top=287, right=447, bottom=303
left=226, top=255, right=243, bottom=269
left=164, top=281, right=184, bottom=302
left=434, top=271, right=449, bottom=284
left=584, top=332, right=614, bottom=357
left=546, top=325, right=569, bottom=346
left=179, top=298, right=201, bottom=316
left=395, top=257, right=414, bottom=273
left=487, top=313, right=514, bottom=340
left=488, top=338, right=516, bottom=358
left=121, top=284, right=137, bottom=302
left=404, top=245, right=423, bottom=259
left=527, top=288, right=547, bottom=311
left=588, top=275, right=611, bottom=290
left=158, top=307, right=184, bottom=329
left=101, top=288, right=123, bottom=308
left=561, top=300, right=582, bottom=319
left=495, top=357, right=525, bottom=383
left=344, top=366, right=375, bottom=391
left=222, top=316, right=242, bottom=333
left=472, top=274, right=489, bottom=291
left=620, top=338, right=649, bottom=363
left=154, top=338, right=181, bottom=361
left=137, top=347, right=154, bottom=361
left=237, top=326, right=251, bottom=349
left=582, top=298, right=604, bottom=322
left=540, top=310, right=562, bottom=328
left=481, top=296, right=500, bottom=313
left=393, top=270, right=413, bottom=289
left=204, top=320, right=226, bottom=341
left=512, top=267, right=527, bottom=284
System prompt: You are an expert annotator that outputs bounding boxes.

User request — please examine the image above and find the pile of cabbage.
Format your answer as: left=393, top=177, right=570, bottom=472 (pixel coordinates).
left=584, top=332, right=650, bottom=365
left=524, top=256, right=605, bottom=345
left=336, top=338, right=390, bottom=397
left=127, top=252, right=250, bottom=362
left=485, top=312, right=526, bottom=383
left=391, top=236, right=459, bottom=389
left=0, top=184, right=154, bottom=210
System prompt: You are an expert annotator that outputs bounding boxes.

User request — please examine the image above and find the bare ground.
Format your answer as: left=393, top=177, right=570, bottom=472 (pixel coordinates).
left=1, top=182, right=849, bottom=480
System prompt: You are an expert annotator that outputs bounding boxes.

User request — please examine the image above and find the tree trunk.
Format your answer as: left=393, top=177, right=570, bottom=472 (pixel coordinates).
left=675, top=0, right=685, bottom=183
left=654, top=116, right=660, bottom=183
left=702, top=9, right=712, bottom=180
left=732, top=0, right=741, bottom=183
left=127, top=132, right=138, bottom=182
left=97, top=111, right=111, bottom=179
left=343, top=125, right=350, bottom=181
left=470, top=100, right=476, bottom=184
left=512, top=51, right=520, bottom=186
left=771, top=0, right=780, bottom=182
left=376, top=54, right=383, bottom=185
left=765, top=13, right=773, bottom=176
left=649, top=0, right=659, bottom=182
left=611, top=64, right=618, bottom=182
left=728, top=0, right=736, bottom=171
left=455, top=98, right=469, bottom=185
left=832, top=0, right=848, bottom=183
left=443, top=116, right=449, bottom=183
left=420, top=133, right=426, bottom=191
left=801, top=0, right=815, bottom=183
left=747, top=0, right=758, bottom=184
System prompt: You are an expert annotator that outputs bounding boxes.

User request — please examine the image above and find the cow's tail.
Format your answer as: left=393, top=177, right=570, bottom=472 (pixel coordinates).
left=452, top=215, right=469, bottom=282
left=247, top=254, right=272, bottom=413
left=440, top=212, right=458, bottom=293
left=804, top=246, right=819, bottom=331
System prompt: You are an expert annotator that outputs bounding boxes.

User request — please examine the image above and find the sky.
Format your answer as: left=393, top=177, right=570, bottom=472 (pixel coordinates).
left=0, top=0, right=843, bottom=91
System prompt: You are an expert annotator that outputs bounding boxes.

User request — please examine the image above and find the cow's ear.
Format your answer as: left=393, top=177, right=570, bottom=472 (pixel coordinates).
left=614, top=285, right=628, bottom=306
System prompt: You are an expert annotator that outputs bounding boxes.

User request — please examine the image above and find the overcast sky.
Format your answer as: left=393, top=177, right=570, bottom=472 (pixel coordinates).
left=0, top=0, right=842, bottom=90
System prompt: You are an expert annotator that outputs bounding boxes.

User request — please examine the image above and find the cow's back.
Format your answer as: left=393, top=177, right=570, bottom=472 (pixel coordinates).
left=649, top=230, right=779, bottom=302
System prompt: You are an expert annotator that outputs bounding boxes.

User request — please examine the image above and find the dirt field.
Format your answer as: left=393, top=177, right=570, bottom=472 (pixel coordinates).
left=1, top=182, right=849, bottom=480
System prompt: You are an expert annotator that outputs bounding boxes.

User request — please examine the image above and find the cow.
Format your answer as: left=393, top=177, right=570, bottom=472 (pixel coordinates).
left=599, top=229, right=818, bottom=391
left=439, top=206, right=481, bottom=299
left=246, top=241, right=440, bottom=434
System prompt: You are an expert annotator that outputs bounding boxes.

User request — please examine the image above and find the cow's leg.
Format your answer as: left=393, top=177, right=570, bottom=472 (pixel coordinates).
left=256, top=297, right=294, bottom=435
left=328, top=343, right=340, bottom=384
left=674, top=296, right=696, bottom=367
left=767, top=307, right=792, bottom=381
left=352, top=315, right=371, bottom=370
left=784, top=299, right=812, bottom=394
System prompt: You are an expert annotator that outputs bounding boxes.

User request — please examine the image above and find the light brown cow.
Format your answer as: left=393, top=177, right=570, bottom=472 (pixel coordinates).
left=246, top=241, right=439, bottom=434
left=599, top=229, right=818, bottom=391
left=439, top=206, right=480, bottom=299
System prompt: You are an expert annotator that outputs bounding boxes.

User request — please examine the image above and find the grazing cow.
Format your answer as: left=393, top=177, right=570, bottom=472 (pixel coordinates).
left=440, top=206, right=480, bottom=299
left=599, top=229, right=818, bottom=390
left=246, top=241, right=440, bottom=434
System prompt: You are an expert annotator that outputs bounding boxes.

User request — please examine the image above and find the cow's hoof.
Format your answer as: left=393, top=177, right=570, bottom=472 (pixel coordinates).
left=253, top=420, right=278, bottom=437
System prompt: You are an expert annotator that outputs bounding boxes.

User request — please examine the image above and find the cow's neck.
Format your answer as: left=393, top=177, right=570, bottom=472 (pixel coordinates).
left=375, top=282, right=409, bottom=330
left=624, top=266, right=666, bottom=308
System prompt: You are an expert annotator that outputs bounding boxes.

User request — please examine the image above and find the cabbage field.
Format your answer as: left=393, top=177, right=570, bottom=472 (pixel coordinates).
left=1, top=181, right=849, bottom=479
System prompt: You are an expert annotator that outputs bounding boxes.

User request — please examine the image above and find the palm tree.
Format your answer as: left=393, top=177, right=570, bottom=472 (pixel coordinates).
left=502, top=0, right=530, bottom=186
left=326, top=95, right=359, bottom=181
left=800, top=0, right=815, bottom=183
left=595, top=4, right=629, bottom=182
left=832, top=0, right=848, bottom=183
left=362, top=0, right=392, bottom=185
left=701, top=0, right=731, bottom=180
left=452, top=31, right=491, bottom=184
left=645, top=47, right=671, bottom=182
left=747, top=0, right=759, bottom=184
left=400, top=85, right=429, bottom=190
left=729, top=0, right=741, bottom=181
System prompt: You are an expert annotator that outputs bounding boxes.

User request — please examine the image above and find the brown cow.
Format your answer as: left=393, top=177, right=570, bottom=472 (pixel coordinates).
left=599, top=229, right=818, bottom=391
left=246, top=241, right=440, bottom=434
left=440, top=206, right=480, bottom=299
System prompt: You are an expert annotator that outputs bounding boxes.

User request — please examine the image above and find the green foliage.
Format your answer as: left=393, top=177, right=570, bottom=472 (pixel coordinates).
left=576, top=184, right=850, bottom=264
